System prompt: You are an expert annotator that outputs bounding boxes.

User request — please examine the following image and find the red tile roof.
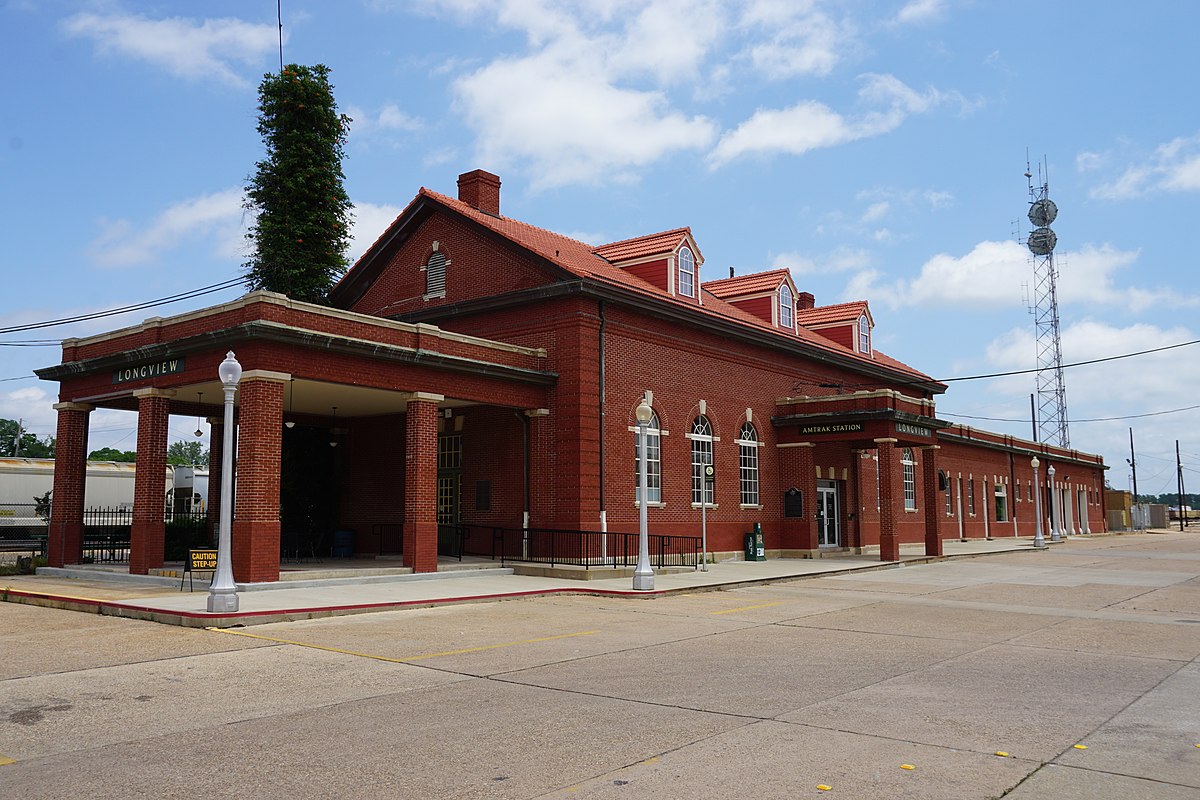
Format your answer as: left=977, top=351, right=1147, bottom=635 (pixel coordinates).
left=592, top=228, right=692, bottom=262
left=341, top=188, right=937, bottom=388
left=703, top=269, right=791, bottom=299
left=797, top=301, right=869, bottom=327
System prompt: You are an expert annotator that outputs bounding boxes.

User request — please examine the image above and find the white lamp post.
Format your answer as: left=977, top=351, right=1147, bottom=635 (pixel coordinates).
left=633, top=397, right=655, bottom=591
left=1031, top=457, right=1044, bottom=548
left=1048, top=464, right=1061, bottom=543
left=207, top=351, right=241, bottom=613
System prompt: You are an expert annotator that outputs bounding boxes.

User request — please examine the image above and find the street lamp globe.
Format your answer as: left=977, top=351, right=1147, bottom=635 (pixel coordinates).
left=218, top=351, right=242, bottom=387
left=635, top=399, right=653, bottom=425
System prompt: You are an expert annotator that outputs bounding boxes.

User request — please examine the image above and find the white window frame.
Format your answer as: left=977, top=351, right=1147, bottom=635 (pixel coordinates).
left=902, top=447, right=916, bottom=511
left=779, top=283, right=794, bottom=329
left=678, top=246, right=695, bottom=298
left=689, top=415, right=714, bottom=506
left=634, top=411, right=662, bottom=504
left=994, top=482, right=1008, bottom=522
left=858, top=314, right=871, bottom=354
left=968, top=478, right=976, bottom=516
left=945, top=475, right=953, bottom=516
left=736, top=422, right=760, bottom=507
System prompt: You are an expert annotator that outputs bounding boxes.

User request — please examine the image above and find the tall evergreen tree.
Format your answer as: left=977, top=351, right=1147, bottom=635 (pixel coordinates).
left=243, top=64, right=352, bottom=304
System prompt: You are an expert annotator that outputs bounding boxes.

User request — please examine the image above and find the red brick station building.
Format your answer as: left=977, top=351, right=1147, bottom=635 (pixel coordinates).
left=37, top=170, right=1107, bottom=583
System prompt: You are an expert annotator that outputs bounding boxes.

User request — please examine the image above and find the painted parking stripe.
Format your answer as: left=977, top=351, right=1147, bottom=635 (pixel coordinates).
left=207, top=627, right=598, bottom=663
left=0, top=754, right=16, bottom=766
left=710, top=601, right=784, bottom=615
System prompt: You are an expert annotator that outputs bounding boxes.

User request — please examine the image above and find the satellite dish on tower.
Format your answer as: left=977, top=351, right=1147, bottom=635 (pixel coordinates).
left=1027, top=227, right=1057, bottom=255
left=1028, top=198, right=1057, bottom=228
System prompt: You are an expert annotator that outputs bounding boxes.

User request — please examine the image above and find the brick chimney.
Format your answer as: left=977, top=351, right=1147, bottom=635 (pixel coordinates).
left=457, top=169, right=501, bottom=215
left=798, top=291, right=815, bottom=310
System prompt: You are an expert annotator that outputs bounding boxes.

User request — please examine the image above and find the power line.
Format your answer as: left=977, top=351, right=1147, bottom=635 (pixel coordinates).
left=942, top=402, right=1200, bottom=424
left=933, top=338, right=1200, bottom=384
left=0, top=277, right=246, bottom=336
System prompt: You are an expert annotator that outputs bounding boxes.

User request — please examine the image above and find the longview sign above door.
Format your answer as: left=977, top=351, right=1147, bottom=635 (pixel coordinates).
left=798, top=422, right=864, bottom=436
left=112, top=357, right=185, bottom=384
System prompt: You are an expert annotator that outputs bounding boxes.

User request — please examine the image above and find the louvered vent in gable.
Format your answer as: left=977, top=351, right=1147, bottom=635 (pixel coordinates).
left=425, top=251, right=447, bottom=297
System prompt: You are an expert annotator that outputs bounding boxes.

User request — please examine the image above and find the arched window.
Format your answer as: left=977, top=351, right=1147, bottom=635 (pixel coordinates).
left=779, top=284, right=794, bottom=329
left=858, top=314, right=871, bottom=354
left=690, top=415, right=714, bottom=505
left=678, top=246, right=695, bottom=298
left=902, top=447, right=916, bottom=511
left=737, top=421, right=759, bottom=506
left=425, top=251, right=447, bottom=297
left=634, top=410, right=662, bottom=504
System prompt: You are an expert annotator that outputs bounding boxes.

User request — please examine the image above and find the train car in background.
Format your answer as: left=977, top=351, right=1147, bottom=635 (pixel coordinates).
left=0, top=459, right=208, bottom=534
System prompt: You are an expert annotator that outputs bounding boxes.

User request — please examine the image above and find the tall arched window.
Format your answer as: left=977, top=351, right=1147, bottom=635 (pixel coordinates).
left=902, top=447, right=916, bottom=510
left=737, top=421, right=759, bottom=506
left=779, top=284, right=794, bottom=328
left=425, top=251, right=447, bottom=297
left=858, top=314, right=871, bottom=354
left=678, top=246, right=695, bottom=298
left=634, top=410, right=662, bottom=503
left=690, top=415, right=713, bottom=505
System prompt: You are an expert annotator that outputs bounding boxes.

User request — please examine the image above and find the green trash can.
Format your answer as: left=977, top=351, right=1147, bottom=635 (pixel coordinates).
left=743, top=525, right=766, bottom=562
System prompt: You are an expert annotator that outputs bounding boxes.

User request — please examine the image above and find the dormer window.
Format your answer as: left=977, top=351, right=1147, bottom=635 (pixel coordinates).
left=858, top=314, right=871, bottom=354
left=779, top=284, right=794, bottom=329
left=678, top=246, right=695, bottom=297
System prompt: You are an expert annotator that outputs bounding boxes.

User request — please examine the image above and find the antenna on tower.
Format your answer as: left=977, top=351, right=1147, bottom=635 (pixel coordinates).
left=1024, top=152, right=1069, bottom=447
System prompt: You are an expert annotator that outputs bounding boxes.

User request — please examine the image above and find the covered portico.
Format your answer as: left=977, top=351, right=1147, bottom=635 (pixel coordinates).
left=36, top=291, right=555, bottom=582
left=774, top=390, right=949, bottom=561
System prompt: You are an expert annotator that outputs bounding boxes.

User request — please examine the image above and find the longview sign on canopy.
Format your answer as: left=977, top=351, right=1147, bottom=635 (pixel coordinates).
left=112, top=357, right=185, bottom=384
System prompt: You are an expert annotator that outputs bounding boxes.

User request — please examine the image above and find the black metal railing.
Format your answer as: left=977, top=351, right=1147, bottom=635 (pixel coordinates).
left=486, top=527, right=701, bottom=570
left=0, top=505, right=208, bottom=563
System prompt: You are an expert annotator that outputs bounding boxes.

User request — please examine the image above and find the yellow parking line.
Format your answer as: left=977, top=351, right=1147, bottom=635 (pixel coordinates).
left=710, top=601, right=784, bottom=615
left=0, top=753, right=16, bottom=766
left=207, top=627, right=598, bottom=663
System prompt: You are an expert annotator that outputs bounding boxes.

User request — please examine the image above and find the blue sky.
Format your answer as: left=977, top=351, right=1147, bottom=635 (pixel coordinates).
left=3, top=0, right=1199, bottom=495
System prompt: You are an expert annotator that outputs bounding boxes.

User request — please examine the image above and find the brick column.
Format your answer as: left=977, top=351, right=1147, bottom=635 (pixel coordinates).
left=205, top=416, right=223, bottom=547
left=47, top=402, right=92, bottom=567
left=920, top=445, right=943, bottom=557
left=130, top=388, right=174, bottom=574
left=875, top=438, right=900, bottom=562
left=404, top=393, right=442, bottom=573
left=232, top=375, right=285, bottom=582
left=525, top=408, right=550, bottom=529
left=778, top=443, right=817, bottom=551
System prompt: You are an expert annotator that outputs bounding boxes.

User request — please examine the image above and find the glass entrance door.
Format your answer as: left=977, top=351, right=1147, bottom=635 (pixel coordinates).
left=816, top=481, right=840, bottom=547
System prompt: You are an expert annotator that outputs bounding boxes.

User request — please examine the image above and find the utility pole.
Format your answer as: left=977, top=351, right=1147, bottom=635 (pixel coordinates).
left=1128, top=428, right=1138, bottom=501
left=1178, top=440, right=1185, bottom=532
left=13, top=418, right=23, bottom=457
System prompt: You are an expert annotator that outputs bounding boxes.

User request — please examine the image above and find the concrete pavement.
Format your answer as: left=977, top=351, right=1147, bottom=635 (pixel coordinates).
left=4, top=536, right=1043, bottom=627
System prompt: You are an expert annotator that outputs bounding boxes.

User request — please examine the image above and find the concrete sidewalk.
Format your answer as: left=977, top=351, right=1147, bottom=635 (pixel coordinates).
left=4, top=536, right=1052, bottom=627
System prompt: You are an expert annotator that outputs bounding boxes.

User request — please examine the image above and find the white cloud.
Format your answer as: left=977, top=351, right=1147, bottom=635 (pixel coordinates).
left=62, top=12, right=279, bottom=87
left=861, top=201, right=890, bottom=223
left=1075, top=150, right=1107, bottom=172
left=456, top=50, right=716, bottom=188
left=851, top=239, right=1199, bottom=312
left=709, top=74, right=950, bottom=166
left=88, top=188, right=247, bottom=267
left=895, top=0, right=948, bottom=25
left=772, top=246, right=870, bottom=275
left=743, top=8, right=849, bottom=79
left=348, top=201, right=404, bottom=262
left=1090, top=131, right=1200, bottom=199
left=345, top=104, right=424, bottom=136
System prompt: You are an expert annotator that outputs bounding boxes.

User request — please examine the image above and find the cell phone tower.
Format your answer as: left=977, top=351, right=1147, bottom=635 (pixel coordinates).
left=1025, top=157, right=1069, bottom=447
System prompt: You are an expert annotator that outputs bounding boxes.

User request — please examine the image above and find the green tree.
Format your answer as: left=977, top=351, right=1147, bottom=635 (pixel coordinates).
left=167, top=440, right=209, bottom=467
left=0, top=418, right=54, bottom=458
left=243, top=64, right=353, bottom=304
left=88, top=447, right=138, bottom=462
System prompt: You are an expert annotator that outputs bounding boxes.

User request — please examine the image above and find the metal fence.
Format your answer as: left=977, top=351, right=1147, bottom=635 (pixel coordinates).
left=477, top=527, right=701, bottom=570
left=0, top=504, right=207, bottom=563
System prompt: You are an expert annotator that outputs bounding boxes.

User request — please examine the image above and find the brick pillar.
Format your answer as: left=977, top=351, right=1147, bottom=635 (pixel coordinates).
left=875, top=438, right=900, bottom=562
left=921, top=445, right=943, bottom=557
left=47, top=402, right=92, bottom=567
left=779, top=443, right=817, bottom=551
left=848, top=449, right=865, bottom=550
left=205, top=416, right=223, bottom=547
left=232, top=376, right=284, bottom=582
left=525, top=408, right=550, bottom=529
left=404, top=394, right=442, bottom=573
left=130, top=388, right=174, bottom=574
